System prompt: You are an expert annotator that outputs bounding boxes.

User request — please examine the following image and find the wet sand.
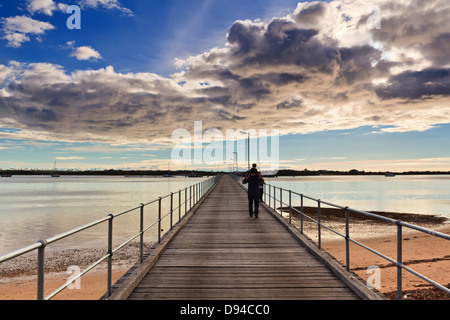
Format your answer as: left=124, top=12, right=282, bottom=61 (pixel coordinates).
left=287, top=207, right=450, bottom=300
left=1, top=209, right=449, bottom=300
left=0, top=243, right=149, bottom=300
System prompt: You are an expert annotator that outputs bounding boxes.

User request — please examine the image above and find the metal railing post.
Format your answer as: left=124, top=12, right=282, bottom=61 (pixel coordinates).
left=140, top=204, right=144, bottom=263
left=268, top=184, right=271, bottom=208
left=178, top=190, right=181, bottom=221
left=184, top=188, right=187, bottom=216
left=300, top=194, right=304, bottom=234
left=273, top=186, right=276, bottom=211
left=170, top=192, right=173, bottom=231
left=37, top=240, right=47, bottom=300
left=289, top=190, right=292, bottom=224
left=189, top=186, right=192, bottom=210
left=397, top=221, right=403, bottom=300
left=158, top=197, right=162, bottom=244
left=107, top=214, right=114, bottom=297
left=263, top=184, right=266, bottom=203
left=280, top=188, right=283, bottom=216
left=345, top=207, right=350, bottom=271
left=317, top=199, right=321, bottom=249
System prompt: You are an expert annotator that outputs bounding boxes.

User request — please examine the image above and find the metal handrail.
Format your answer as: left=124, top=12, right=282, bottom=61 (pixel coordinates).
left=233, top=174, right=449, bottom=300
left=262, top=182, right=450, bottom=300
left=0, top=175, right=221, bottom=300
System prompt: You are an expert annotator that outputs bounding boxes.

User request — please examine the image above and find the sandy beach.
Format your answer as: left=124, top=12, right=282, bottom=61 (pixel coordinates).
left=1, top=209, right=449, bottom=300
left=0, top=243, right=148, bottom=300
left=289, top=207, right=450, bottom=300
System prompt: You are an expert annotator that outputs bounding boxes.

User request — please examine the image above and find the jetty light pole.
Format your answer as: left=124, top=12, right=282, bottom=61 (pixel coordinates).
left=239, top=130, right=250, bottom=172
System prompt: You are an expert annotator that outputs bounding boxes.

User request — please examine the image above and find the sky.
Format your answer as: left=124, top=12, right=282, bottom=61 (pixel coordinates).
left=0, top=0, right=450, bottom=173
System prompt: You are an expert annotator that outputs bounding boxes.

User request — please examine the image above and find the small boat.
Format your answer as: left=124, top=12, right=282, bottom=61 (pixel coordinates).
left=188, top=172, right=203, bottom=178
left=163, top=162, right=173, bottom=177
left=51, top=161, right=60, bottom=177
left=1, top=174, right=12, bottom=177
left=385, top=172, right=395, bottom=177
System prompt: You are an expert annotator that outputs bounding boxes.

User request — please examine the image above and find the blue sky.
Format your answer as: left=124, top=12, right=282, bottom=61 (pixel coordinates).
left=1, top=0, right=450, bottom=172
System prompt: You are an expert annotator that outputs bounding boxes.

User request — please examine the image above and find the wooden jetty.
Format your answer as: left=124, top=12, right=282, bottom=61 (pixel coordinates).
left=107, top=175, right=384, bottom=300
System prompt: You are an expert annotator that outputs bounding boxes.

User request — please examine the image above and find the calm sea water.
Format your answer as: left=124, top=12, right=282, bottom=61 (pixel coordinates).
left=265, top=175, right=450, bottom=218
left=0, top=175, right=207, bottom=255
left=1, top=174, right=449, bottom=255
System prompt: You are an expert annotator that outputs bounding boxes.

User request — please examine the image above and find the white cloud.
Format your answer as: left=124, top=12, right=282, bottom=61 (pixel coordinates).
left=70, top=46, right=102, bottom=61
left=78, top=0, right=133, bottom=16
left=56, top=156, right=86, bottom=160
left=2, top=32, right=30, bottom=48
left=0, top=0, right=450, bottom=147
left=1, top=15, right=54, bottom=47
left=26, top=0, right=60, bottom=16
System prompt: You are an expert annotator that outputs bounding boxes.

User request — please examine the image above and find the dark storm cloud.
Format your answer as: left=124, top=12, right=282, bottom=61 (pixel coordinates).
left=1, top=0, right=450, bottom=143
left=376, top=68, right=450, bottom=100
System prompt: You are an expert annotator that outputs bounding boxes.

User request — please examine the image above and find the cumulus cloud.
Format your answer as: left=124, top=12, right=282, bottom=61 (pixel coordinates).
left=26, top=0, right=65, bottom=16
left=78, top=0, right=133, bottom=16
left=1, top=0, right=450, bottom=145
left=70, top=46, right=102, bottom=61
left=174, top=0, right=450, bottom=133
left=1, top=15, right=55, bottom=47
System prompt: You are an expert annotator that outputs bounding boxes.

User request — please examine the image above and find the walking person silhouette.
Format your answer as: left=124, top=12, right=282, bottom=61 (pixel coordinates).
left=242, top=167, right=264, bottom=218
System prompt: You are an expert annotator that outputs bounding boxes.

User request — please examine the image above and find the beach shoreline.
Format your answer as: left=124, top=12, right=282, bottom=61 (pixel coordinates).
left=287, top=207, right=450, bottom=299
left=0, top=242, right=149, bottom=300
left=1, top=210, right=449, bottom=300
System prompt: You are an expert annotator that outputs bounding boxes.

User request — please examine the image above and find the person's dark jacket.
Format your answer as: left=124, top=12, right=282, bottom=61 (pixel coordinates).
left=243, top=174, right=262, bottom=197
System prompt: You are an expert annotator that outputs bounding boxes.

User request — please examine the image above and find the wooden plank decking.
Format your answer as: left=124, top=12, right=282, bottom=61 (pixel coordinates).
left=110, top=175, right=381, bottom=300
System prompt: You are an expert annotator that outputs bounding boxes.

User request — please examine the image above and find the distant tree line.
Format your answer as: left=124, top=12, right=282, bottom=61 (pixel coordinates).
left=1, top=168, right=449, bottom=176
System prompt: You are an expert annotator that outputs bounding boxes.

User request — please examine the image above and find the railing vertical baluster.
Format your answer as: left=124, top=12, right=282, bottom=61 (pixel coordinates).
left=178, top=190, right=181, bottom=222
left=273, top=186, right=276, bottom=211
left=185, top=188, right=187, bottom=217
left=158, top=197, right=162, bottom=244
left=140, top=204, right=144, bottom=263
left=189, top=186, right=192, bottom=210
left=300, top=194, right=304, bottom=234
left=280, top=188, right=283, bottom=216
left=263, top=184, right=266, bottom=203
left=107, top=214, right=113, bottom=297
left=37, top=240, right=47, bottom=300
left=268, top=184, right=271, bottom=208
left=345, top=206, right=350, bottom=271
left=289, top=190, right=292, bottom=224
left=317, top=199, right=321, bottom=249
left=170, top=193, right=173, bottom=231
left=397, top=221, right=403, bottom=300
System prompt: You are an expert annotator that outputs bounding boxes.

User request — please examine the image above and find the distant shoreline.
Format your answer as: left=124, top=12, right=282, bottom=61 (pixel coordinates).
left=1, top=169, right=450, bottom=177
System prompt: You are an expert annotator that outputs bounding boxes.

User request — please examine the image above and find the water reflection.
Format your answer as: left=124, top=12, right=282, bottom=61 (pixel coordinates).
left=0, top=175, right=207, bottom=255
left=266, top=175, right=450, bottom=217
left=1, top=175, right=449, bottom=255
